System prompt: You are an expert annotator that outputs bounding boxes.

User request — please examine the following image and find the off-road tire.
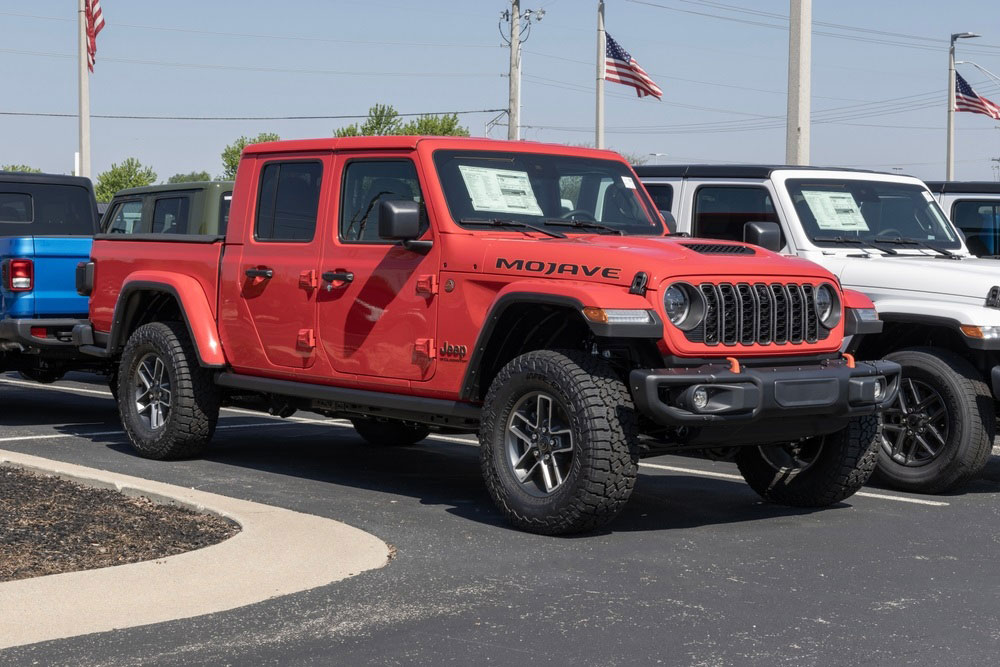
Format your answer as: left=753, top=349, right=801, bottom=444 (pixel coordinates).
left=108, top=365, right=119, bottom=402
left=876, top=347, right=994, bottom=493
left=351, top=418, right=430, bottom=446
left=119, top=321, right=219, bottom=460
left=737, top=415, right=880, bottom=506
left=479, top=349, right=639, bottom=535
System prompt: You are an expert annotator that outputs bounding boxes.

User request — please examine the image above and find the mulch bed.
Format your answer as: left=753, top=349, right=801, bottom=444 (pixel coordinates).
left=0, top=466, right=239, bottom=582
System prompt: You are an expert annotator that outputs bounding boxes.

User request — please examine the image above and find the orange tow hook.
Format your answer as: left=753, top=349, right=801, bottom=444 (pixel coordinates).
left=725, top=357, right=741, bottom=374
left=843, top=352, right=856, bottom=369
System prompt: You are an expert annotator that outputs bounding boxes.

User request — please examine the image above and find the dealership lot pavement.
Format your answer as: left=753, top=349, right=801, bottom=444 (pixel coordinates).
left=1, top=373, right=999, bottom=666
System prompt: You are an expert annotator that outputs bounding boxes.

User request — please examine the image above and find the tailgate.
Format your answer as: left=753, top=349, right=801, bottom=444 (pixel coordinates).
left=22, top=237, right=93, bottom=317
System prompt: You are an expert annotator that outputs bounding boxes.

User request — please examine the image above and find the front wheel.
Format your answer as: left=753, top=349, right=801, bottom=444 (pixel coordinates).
left=479, top=350, right=639, bottom=535
left=119, top=321, right=220, bottom=460
left=737, top=415, right=880, bottom=506
left=876, top=348, right=994, bottom=493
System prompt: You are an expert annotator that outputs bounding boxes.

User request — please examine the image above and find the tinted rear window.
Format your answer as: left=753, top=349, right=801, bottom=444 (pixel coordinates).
left=0, top=183, right=95, bottom=236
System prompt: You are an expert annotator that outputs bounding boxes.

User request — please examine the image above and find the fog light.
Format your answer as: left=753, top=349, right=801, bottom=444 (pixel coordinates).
left=873, top=378, right=885, bottom=401
left=692, top=386, right=709, bottom=410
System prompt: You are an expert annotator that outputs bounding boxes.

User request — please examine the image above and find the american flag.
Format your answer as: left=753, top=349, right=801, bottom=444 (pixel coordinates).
left=86, top=0, right=105, bottom=72
left=604, top=33, right=662, bottom=99
left=955, top=71, right=1000, bottom=120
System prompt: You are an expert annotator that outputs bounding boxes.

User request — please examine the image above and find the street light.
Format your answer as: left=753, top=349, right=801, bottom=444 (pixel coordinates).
left=947, top=31, right=981, bottom=179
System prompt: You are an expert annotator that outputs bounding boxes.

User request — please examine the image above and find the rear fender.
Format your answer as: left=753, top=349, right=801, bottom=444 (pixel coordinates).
left=109, top=271, right=225, bottom=367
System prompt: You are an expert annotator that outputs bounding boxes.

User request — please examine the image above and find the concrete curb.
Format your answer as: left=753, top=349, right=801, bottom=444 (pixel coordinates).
left=0, top=449, right=390, bottom=650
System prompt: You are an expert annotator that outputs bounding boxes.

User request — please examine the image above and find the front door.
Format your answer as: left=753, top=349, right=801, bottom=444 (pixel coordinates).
left=237, top=156, right=327, bottom=370
left=317, top=155, right=439, bottom=382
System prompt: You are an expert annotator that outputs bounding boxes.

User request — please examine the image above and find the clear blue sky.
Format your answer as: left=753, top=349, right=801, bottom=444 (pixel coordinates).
left=3, top=0, right=999, bottom=181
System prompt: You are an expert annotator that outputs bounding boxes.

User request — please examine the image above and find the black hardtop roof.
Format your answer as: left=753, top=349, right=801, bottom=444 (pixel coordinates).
left=0, top=171, right=95, bottom=190
left=632, top=164, right=891, bottom=179
left=114, top=181, right=234, bottom=197
left=924, top=181, right=1000, bottom=194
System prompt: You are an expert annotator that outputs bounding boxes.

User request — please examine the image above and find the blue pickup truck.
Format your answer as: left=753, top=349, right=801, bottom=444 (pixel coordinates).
left=0, top=171, right=99, bottom=382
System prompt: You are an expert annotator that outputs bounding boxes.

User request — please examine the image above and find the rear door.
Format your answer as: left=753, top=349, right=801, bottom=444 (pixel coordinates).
left=317, top=154, right=440, bottom=383
left=235, top=155, right=328, bottom=370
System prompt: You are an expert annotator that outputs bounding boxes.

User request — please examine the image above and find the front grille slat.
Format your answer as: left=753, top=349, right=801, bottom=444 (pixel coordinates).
left=690, top=281, right=831, bottom=347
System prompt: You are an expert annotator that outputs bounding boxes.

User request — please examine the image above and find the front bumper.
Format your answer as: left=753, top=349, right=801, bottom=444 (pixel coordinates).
left=0, top=318, right=88, bottom=350
left=630, top=358, right=901, bottom=446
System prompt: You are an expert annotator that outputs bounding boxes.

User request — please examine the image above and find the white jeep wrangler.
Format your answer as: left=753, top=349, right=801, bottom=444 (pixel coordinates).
left=637, top=165, right=999, bottom=493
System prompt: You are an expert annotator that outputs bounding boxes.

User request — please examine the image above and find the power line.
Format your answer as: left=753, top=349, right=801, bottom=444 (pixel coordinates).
left=0, top=48, right=496, bottom=78
left=0, top=108, right=506, bottom=121
left=0, top=10, right=502, bottom=50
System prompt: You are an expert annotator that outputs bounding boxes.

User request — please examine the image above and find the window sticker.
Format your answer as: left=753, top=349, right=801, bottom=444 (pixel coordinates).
left=458, top=165, right=543, bottom=216
left=801, top=190, right=869, bottom=231
left=621, top=175, right=636, bottom=189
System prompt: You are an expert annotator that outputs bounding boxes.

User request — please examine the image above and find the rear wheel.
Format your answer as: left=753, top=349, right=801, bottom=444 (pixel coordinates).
left=479, top=349, right=639, bottom=535
left=119, top=321, right=219, bottom=460
left=737, top=415, right=880, bottom=506
left=350, top=418, right=429, bottom=446
left=876, top=348, right=993, bottom=493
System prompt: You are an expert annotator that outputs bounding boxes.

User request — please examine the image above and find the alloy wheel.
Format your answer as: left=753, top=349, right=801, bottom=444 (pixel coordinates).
left=505, top=391, right=575, bottom=496
left=881, top=377, right=949, bottom=467
left=134, top=352, right=171, bottom=430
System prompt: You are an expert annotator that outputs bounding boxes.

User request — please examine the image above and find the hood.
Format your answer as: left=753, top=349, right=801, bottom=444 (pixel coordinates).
left=474, top=234, right=837, bottom=288
left=836, top=253, right=998, bottom=301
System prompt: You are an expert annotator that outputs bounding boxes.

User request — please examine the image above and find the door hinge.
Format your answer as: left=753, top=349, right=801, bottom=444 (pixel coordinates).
left=414, top=337, right=436, bottom=360
left=297, top=328, right=316, bottom=350
left=299, top=269, right=318, bottom=290
left=415, top=274, right=438, bottom=297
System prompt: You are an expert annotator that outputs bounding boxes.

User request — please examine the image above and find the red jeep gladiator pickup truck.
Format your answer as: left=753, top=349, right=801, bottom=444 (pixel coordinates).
left=76, top=137, right=899, bottom=534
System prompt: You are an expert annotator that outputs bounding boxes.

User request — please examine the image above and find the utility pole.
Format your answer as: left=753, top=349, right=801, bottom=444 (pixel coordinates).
left=77, top=0, right=91, bottom=177
left=785, top=0, right=811, bottom=165
left=947, top=32, right=980, bottom=180
left=501, top=2, right=544, bottom=141
left=596, top=0, right=606, bottom=149
left=507, top=0, right=521, bottom=141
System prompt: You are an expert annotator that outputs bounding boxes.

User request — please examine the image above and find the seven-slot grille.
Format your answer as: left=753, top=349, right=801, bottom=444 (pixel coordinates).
left=684, top=282, right=829, bottom=346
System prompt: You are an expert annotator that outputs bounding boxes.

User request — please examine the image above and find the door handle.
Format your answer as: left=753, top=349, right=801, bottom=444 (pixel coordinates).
left=245, top=267, right=274, bottom=279
left=322, top=271, right=354, bottom=285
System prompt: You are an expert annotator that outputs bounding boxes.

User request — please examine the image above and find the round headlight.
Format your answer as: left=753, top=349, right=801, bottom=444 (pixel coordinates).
left=815, top=284, right=841, bottom=328
left=664, top=285, right=690, bottom=325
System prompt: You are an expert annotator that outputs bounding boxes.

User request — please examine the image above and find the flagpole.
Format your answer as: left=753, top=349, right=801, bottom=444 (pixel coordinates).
left=596, top=0, right=605, bottom=149
left=78, top=0, right=91, bottom=178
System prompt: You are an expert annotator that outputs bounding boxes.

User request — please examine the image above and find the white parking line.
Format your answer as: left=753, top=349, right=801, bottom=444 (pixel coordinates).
left=638, top=462, right=950, bottom=507
left=0, top=376, right=959, bottom=507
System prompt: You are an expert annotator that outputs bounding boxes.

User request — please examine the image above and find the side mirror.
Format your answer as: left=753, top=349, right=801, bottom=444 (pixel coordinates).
left=378, top=199, right=421, bottom=240
left=743, top=221, right=782, bottom=252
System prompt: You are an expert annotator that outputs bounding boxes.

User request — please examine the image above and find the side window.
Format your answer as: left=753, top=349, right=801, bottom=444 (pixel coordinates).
left=105, top=200, right=143, bottom=234
left=694, top=186, right=779, bottom=243
left=219, top=192, right=232, bottom=235
left=151, top=197, right=190, bottom=234
left=0, top=193, right=31, bottom=222
left=644, top=184, right=673, bottom=215
left=952, top=199, right=1000, bottom=256
left=340, top=160, right=425, bottom=243
left=255, top=161, right=322, bottom=242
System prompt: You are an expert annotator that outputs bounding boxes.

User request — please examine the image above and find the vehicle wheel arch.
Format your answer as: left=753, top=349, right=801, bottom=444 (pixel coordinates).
left=108, top=279, right=225, bottom=368
left=459, top=292, right=661, bottom=402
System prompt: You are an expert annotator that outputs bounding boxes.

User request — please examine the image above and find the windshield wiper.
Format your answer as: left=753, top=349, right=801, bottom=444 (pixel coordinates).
left=874, top=235, right=956, bottom=259
left=459, top=218, right=566, bottom=239
left=544, top=219, right=624, bottom=235
left=813, top=234, right=898, bottom=256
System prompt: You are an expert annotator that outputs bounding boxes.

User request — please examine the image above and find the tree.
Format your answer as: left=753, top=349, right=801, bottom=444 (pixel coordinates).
left=334, top=104, right=469, bottom=138
left=167, top=170, right=212, bottom=184
left=94, top=158, right=156, bottom=202
left=220, top=132, right=280, bottom=180
left=1, top=164, right=42, bottom=173
left=400, top=113, right=470, bottom=137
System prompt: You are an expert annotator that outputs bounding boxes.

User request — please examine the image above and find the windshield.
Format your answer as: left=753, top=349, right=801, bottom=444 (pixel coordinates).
left=433, top=150, right=663, bottom=235
left=785, top=178, right=960, bottom=250
left=0, top=183, right=96, bottom=236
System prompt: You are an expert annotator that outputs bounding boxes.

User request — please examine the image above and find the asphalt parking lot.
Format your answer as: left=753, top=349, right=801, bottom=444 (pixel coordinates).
left=1, top=372, right=999, bottom=666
